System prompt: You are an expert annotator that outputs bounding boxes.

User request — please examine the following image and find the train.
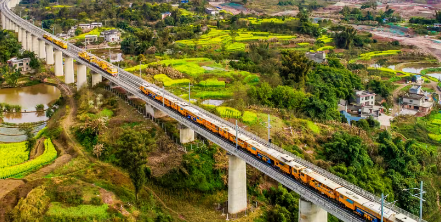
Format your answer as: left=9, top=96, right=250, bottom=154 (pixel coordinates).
left=43, top=34, right=67, bottom=49
left=78, top=51, right=118, bottom=77
left=140, top=84, right=416, bottom=222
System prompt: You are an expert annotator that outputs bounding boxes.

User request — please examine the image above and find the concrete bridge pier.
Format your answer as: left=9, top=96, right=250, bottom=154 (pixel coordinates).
left=179, top=124, right=194, bottom=144
left=299, top=198, right=328, bottom=222
left=46, top=44, right=54, bottom=65
left=145, top=104, right=167, bottom=119
left=14, top=22, right=18, bottom=32
left=91, top=72, right=102, bottom=86
left=26, top=31, right=32, bottom=51
left=54, top=50, right=63, bottom=76
left=32, top=35, right=38, bottom=54
left=38, top=40, right=46, bottom=60
left=64, top=57, right=74, bottom=84
left=77, top=64, right=87, bottom=90
left=228, top=153, right=247, bottom=214
left=18, top=27, right=22, bottom=42
left=1, top=13, right=5, bottom=29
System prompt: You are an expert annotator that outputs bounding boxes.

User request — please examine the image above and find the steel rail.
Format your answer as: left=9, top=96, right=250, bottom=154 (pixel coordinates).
left=0, top=2, right=425, bottom=221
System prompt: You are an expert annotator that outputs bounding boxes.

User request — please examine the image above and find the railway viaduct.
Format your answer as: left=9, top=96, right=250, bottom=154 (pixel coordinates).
left=0, top=1, right=425, bottom=221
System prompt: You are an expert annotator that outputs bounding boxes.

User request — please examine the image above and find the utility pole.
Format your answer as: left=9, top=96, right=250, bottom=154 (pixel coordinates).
left=267, top=114, right=271, bottom=143
left=381, top=193, right=384, bottom=222
left=139, top=60, right=141, bottom=78
left=403, top=181, right=425, bottom=222
left=235, top=120, right=238, bottom=149
left=162, top=86, right=165, bottom=106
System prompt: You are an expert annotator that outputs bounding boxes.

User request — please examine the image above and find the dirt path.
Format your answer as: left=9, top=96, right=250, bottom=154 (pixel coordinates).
left=391, top=84, right=408, bottom=116
left=0, top=79, right=80, bottom=203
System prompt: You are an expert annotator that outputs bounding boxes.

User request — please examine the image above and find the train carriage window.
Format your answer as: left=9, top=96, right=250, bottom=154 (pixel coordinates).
left=279, top=162, right=285, bottom=166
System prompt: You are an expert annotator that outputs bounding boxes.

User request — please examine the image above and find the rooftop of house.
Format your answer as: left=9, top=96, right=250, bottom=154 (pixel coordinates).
left=355, top=90, right=375, bottom=97
left=161, top=12, right=171, bottom=15
left=101, top=29, right=119, bottom=35
left=79, top=23, right=90, bottom=26
left=85, top=35, right=98, bottom=38
left=7, top=57, right=29, bottom=63
left=91, top=22, right=102, bottom=25
left=404, top=93, right=424, bottom=100
left=409, top=85, right=422, bottom=94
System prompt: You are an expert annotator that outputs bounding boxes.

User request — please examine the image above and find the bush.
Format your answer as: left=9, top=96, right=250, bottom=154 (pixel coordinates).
left=35, top=104, right=44, bottom=111
left=154, top=74, right=190, bottom=87
left=90, top=197, right=103, bottom=206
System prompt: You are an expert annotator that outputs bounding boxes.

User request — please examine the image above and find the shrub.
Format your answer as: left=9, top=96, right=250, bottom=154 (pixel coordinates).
left=35, top=104, right=44, bottom=111
left=90, top=196, right=103, bottom=206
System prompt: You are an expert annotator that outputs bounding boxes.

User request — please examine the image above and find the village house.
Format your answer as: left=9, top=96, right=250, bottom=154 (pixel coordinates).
left=402, top=93, right=433, bottom=113
left=90, top=22, right=103, bottom=29
left=78, top=23, right=91, bottom=30
left=100, top=29, right=120, bottom=42
left=85, top=35, right=98, bottom=44
left=7, top=57, right=31, bottom=73
left=161, top=12, right=171, bottom=20
left=305, top=51, right=327, bottom=63
left=352, top=90, right=376, bottom=106
left=67, top=26, right=77, bottom=37
left=205, top=7, right=219, bottom=15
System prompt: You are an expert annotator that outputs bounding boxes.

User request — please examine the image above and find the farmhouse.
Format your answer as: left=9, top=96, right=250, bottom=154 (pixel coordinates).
left=305, top=51, right=326, bottom=63
left=205, top=7, right=219, bottom=15
left=78, top=23, right=91, bottom=29
left=7, top=57, right=31, bottom=73
left=91, top=22, right=103, bottom=29
left=161, top=12, right=171, bottom=20
left=100, top=29, right=120, bottom=42
left=402, top=93, right=433, bottom=114
left=85, top=35, right=98, bottom=44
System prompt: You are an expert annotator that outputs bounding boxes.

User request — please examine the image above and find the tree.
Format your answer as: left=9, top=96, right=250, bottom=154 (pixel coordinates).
left=115, top=128, right=155, bottom=201
left=279, top=51, right=313, bottom=88
left=75, top=28, right=82, bottom=36
left=19, top=123, right=36, bottom=153
left=334, top=26, right=357, bottom=49
left=324, top=131, right=372, bottom=169
left=4, top=67, right=21, bottom=87
left=229, top=29, right=238, bottom=43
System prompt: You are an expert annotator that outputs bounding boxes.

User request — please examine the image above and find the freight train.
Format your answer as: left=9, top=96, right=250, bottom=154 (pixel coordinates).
left=140, top=84, right=416, bottom=222
left=43, top=34, right=67, bottom=49
left=78, top=51, right=118, bottom=77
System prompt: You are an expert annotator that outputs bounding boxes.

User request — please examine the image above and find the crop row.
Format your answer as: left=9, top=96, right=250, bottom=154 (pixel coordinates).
left=0, top=141, right=27, bottom=149
left=0, top=139, right=57, bottom=179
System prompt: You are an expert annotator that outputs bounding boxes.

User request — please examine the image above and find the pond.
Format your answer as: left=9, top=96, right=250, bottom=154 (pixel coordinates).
left=428, top=73, right=441, bottom=80
left=0, top=84, right=61, bottom=124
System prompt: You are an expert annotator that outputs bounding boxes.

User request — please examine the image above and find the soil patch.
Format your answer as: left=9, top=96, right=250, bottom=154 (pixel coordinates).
left=0, top=179, right=44, bottom=222
left=29, top=138, right=45, bottom=160
left=0, top=179, right=25, bottom=200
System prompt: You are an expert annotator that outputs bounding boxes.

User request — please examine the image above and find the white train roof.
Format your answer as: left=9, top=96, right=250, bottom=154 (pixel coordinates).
left=336, top=187, right=370, bottom=205
left=303, top=169, right=342, bottom=190
left=395, top=214, right=417, bottom=222
left=362, top=201, right=396, bottom=219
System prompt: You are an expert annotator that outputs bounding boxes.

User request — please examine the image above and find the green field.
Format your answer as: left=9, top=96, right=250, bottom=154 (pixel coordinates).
left=0, top=139, right=57, bottom=179
left=71, top=27, right=114, bottom=40
left=0, top=142, right=29, bottom=168
left=46, top=203, right=109, bottom=220
left=176, top=28, right=296, bottom=51
left=350, top=50, right=401, bottom=63
left=154, top=74, right=190, bottom=87
left=243, top=17, right=298, bottom=25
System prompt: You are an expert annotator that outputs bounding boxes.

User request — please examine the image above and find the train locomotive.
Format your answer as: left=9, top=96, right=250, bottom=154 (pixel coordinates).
left=78, top=51, right=118, bottom=77
left=43, top=34, right=67, bottom=49
left=139, top=84, right=416, bottom=222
